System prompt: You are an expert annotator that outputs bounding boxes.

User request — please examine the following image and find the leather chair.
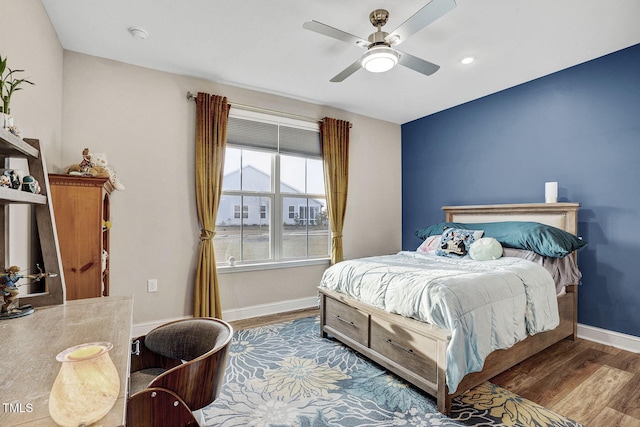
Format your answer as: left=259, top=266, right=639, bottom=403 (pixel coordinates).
left=127, top=318, right=233, bottom=427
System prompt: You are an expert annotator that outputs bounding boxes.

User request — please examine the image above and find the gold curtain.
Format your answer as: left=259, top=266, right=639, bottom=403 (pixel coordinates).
left=320, top=117, right=350, bottom=264
left=194, top=93, right=230, bottom=318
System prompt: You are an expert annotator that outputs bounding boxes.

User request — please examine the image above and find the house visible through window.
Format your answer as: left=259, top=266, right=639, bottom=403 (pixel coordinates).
left=233, top=205, right=249, bottom=219
left=214, top=109, right=329, bottom=266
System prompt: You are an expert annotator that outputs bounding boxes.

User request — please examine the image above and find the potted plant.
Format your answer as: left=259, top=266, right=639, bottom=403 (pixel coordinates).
left=0, top=54, right=35, bottom=130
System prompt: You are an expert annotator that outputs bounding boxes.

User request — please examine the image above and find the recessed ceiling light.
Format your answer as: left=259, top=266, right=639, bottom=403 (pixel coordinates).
left=128, top=27, right=149, bottom=40
left=460, top=56, right=475, bottom=65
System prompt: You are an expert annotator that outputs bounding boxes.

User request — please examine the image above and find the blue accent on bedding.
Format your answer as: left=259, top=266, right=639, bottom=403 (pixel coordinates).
left=319, top=251, right=559, bottom=393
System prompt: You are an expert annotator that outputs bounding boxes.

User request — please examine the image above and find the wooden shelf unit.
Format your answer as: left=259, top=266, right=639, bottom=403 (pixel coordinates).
left=0, top=128, right=65, bottom=307
left=48, top=174, right=113, bottom=300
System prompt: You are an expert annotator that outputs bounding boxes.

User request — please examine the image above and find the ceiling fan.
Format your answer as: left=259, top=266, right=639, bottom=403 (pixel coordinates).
left=303, top=0, right=457, bottom=82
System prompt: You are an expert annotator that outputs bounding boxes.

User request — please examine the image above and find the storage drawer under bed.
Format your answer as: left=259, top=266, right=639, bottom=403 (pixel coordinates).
left=370, top=315, right=439, bottom=384
left=324, top=297, right=369, bottom=346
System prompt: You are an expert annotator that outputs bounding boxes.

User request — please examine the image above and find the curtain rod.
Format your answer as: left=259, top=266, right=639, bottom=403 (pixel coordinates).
left=187, top=91, right=325, bottom=125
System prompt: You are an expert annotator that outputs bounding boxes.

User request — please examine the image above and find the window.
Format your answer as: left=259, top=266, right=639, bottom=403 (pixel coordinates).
left=214, top=109, right=329, bottom=266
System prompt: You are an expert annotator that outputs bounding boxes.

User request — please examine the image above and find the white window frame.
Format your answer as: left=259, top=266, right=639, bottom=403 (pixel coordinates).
left=217, top=109, right=330, bottom=272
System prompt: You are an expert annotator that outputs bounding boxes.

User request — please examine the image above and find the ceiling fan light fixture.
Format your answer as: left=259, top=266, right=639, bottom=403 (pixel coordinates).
left=361, top=46, right=399, bottom=73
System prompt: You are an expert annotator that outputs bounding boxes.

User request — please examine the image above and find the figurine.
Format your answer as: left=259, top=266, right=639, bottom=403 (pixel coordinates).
left=0, top=266, right=24, bottom=314
left=1, top=170, right=20, bottom=189
left=0, top=265, right=58, bottom=318
left=21, top=175, right=41, bottom=194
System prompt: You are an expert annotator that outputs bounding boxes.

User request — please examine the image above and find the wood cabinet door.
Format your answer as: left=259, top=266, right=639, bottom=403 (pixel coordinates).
left=49, top=176, right=109, bottom=300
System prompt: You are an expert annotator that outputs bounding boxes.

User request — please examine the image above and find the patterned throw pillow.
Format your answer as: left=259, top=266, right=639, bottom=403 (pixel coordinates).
left=436, top=228, right=484, bottom=258
left=416, top=235, right=441, bottom=254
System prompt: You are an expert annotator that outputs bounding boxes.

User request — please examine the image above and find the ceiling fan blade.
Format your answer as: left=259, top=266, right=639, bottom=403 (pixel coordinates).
left=397, top=51, right=440, bottom=76
left=330, top=58, right=363, bottom=82
left=303, top=21, right=369, bottom=48
left=386, top=0, right=457, bottom=46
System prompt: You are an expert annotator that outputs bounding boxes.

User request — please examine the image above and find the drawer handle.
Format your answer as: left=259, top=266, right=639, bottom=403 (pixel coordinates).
left=385, top=339, right=414, bottom=355
left=334, top=315, right=356, bottom=327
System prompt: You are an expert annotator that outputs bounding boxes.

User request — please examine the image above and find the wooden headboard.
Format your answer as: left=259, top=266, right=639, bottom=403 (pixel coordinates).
left=442, top=203, right=580, bottom=236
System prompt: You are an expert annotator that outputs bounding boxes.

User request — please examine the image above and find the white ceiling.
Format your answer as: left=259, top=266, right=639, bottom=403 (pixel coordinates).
left=41, top=0, right=640, bottom=124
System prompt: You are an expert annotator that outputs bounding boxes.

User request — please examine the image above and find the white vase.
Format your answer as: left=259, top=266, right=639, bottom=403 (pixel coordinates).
left=1, top=113, right=13, bottom=129
left=48, top=342, right=120, bottom=427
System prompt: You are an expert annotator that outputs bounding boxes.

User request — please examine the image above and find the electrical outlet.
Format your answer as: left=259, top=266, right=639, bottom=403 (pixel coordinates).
left=147, top=279, right=158, bottom=293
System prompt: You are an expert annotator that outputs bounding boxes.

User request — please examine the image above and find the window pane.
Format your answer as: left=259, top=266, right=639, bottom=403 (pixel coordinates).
left=215, top=195, right=271, bottom=264
left=281, top=155, right=325, bottom=195
left=223, top=148, right=272, bottom=192
left=280, top=155, right=305, bottom=193
left=309, top=198, right=329, bottom=258
left=282, top=197, right=328, bottom=259
left=241, top=150, right=271, bottom=192
left=215, top=195, right=241, bottom=263
left=306, top=158, right=325, bottom=194
left=223, top=148, right=241, bottom=191
left=241, top=196, right=270, bottom=262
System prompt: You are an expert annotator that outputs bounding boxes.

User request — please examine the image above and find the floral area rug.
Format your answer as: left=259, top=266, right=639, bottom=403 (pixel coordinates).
left=203, top=316, right=584, bottom=427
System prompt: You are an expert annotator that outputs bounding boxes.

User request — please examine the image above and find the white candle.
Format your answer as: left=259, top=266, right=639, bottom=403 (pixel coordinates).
left=545, top=182, right=558, bottom=203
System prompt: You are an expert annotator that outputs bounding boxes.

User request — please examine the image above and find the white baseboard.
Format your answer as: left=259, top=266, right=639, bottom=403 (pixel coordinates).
left=131, top=296, right=319, bottom=337
left=221, top=296, right=319, bottom=322
left=132, top=315, right=193, bottom=337
left=577, top=323, right=640, bottom=353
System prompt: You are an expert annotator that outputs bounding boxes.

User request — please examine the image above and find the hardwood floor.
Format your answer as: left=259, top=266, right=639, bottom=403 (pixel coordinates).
left=491, top=336, right=640, bottom=426
left=229, top=309, right=640, bottom=426
left=228, top=307, right=321, bottom=331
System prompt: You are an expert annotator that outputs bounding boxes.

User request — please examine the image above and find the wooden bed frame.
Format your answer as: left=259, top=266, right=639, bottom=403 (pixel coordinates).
left=318, top=203, right=580, bottom=414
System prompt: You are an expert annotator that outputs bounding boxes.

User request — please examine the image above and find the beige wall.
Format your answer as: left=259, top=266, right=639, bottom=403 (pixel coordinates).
left=62, top=52, right=402, bottom=325
left=5, top=0, right=402, bottom=326
left=0, top=0, right=63, bottom=165
left=0, top=0, right=63, bottom=278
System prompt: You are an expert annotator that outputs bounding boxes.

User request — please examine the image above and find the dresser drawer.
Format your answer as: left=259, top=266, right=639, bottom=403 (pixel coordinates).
left=370, top=316, right=438, bottom=384
left=324, top=297, right=369, bottom=346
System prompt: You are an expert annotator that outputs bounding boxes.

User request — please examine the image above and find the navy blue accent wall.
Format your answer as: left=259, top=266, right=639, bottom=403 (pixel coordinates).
left=402, top=43, right=640, bottom=338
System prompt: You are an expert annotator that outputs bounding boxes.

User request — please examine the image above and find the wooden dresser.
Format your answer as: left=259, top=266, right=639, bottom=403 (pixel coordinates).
left=48, top=174, right=113, bottom=300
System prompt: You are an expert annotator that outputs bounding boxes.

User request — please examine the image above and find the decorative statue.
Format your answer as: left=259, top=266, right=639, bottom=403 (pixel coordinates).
left=0, top=265, right=58, bottom=318
left=0, top=266, right=24, bottom=314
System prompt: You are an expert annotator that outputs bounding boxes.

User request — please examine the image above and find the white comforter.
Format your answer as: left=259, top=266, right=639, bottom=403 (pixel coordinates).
left=318, top=251, right=559, bottom=393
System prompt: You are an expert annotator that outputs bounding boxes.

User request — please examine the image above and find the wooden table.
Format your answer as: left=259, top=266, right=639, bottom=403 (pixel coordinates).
left=0, top=296, right=133, bottom=426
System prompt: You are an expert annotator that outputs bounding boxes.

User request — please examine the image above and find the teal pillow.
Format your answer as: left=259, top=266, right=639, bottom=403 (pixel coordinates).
left=416, top=222, right=465, bottom=241
left=416, top=221, right=586, bottom=258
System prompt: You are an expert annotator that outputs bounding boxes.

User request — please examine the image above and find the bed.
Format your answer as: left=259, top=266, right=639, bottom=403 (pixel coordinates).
left=318, top=203, right=583, bottom=414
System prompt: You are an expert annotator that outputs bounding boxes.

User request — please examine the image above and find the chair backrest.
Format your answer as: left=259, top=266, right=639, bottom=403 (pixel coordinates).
left=145, top=318, right=231, bottom=361
left=145, top=317, right=233, bottom=410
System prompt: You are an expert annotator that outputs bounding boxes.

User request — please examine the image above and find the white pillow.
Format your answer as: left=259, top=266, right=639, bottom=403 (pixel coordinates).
left=469, top=237, right=503, bottom=261
left=416, top=235, right=441, bottom=255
